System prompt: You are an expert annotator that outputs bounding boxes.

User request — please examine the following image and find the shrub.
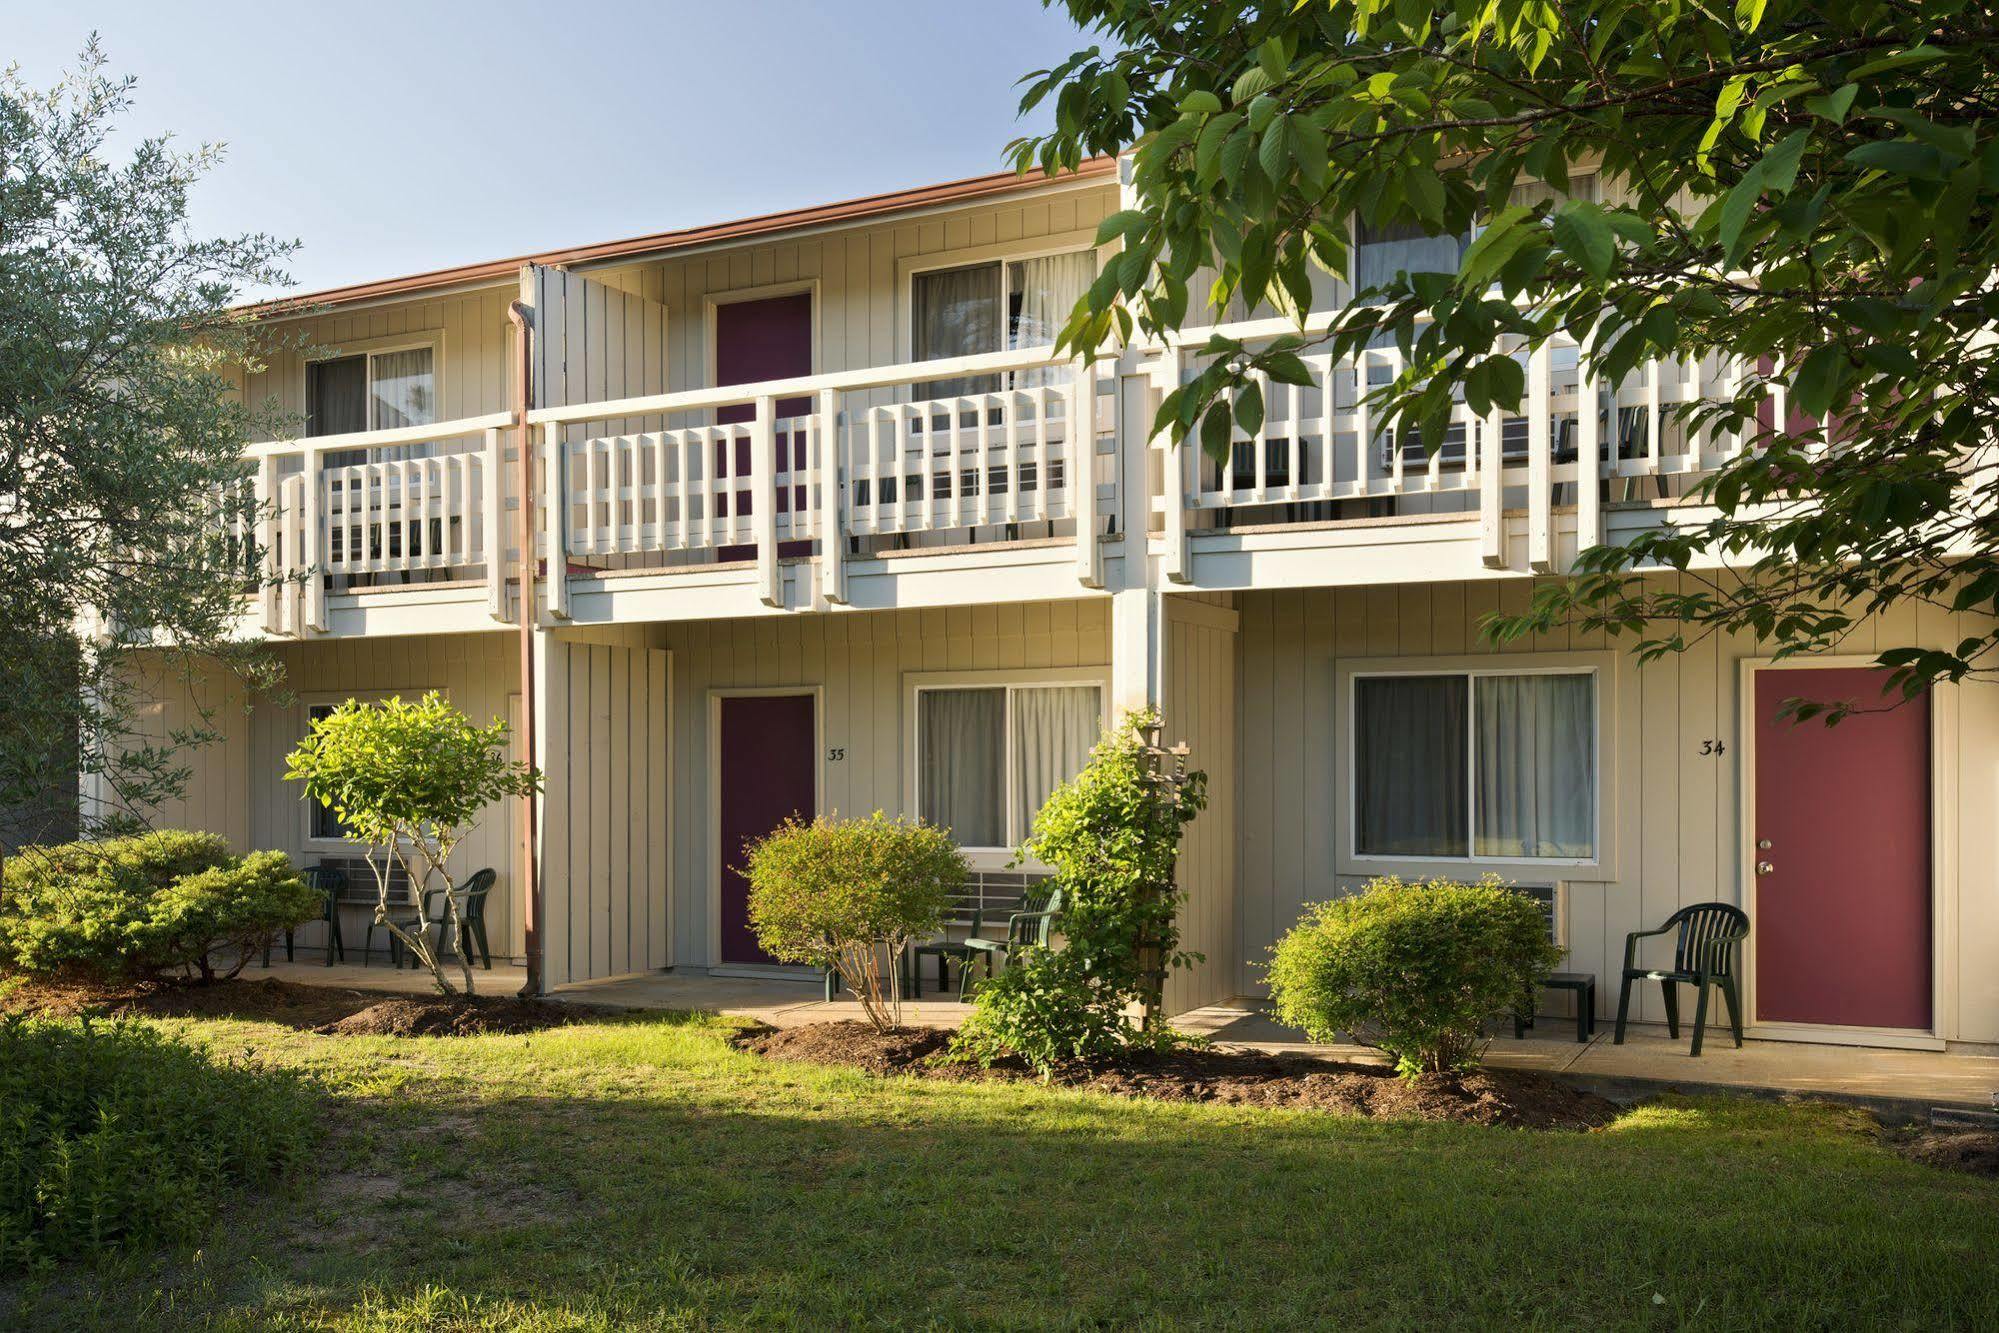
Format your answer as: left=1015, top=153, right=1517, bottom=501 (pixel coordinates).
left=284, top=692, right=538, bottom=996
left=951, top=709, right=1207, bottom=1074
left=0, top=831, right=320, bottom=982
left=1264, top=875, right=1565, bottom=1080
left=745, top=813, right=966, bottom=1031
left=0, top=1014, right=317, bottom=1268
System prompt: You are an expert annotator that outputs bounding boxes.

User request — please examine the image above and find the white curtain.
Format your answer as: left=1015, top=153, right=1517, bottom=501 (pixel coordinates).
left=1354, top=675, right=1468, bottom=857
left=369, top=347, right=435, bottom=462
left=1009, top=685, right=1101, bottom=842
left=1473, top=674, right=1595, bottom=858
left=919, top=688, right=1005, bottom=847
left=1009, top=251, right=1096, bottom=390
left=914, top=262, right=1002, bottom=402
left=1354, top=218, right=1467, bottom=297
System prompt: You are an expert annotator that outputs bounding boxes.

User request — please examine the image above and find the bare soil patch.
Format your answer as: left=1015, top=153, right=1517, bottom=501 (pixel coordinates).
left=1902, top=1129, right=1999, bottom=1178
left=317, top=994, right=593, bottom=1038
left=2, top=974, right=606, bottom=1036
left=735, top=1021, right=1619, bottom=1130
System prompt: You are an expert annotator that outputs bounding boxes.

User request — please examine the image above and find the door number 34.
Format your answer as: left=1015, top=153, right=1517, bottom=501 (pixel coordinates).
left=1698, top=739, right=1727, bottom=756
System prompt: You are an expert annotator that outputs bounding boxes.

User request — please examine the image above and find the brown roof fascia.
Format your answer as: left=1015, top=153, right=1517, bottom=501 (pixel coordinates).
left=242, top=157, right=1118, bottom=319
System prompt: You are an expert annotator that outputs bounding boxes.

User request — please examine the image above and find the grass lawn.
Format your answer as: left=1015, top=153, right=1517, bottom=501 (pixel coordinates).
left=7, top=1007, right=1997, bottom=1330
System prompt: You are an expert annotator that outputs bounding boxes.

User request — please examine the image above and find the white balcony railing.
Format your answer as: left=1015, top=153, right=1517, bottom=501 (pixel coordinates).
left=231, top=314, right=1777, bottom=632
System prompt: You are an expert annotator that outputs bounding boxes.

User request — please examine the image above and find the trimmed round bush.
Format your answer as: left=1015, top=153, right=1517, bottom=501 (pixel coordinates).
left=745, top=812, right=966, bottom=1030
left=1265, top=875, right=1565, bottom=1079
left=0, top=831, right=321, bottom=982
left=0, top=1015, right=317, bottom=1267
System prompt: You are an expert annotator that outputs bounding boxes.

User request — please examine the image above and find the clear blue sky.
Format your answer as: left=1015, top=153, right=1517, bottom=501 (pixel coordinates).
left=8, top=1, right=1098, bottom=297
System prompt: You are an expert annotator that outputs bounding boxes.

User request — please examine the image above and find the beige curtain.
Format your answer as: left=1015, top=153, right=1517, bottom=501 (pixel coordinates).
left=919, top=688, right=1005, bottom=847
left=1009, top=685, right=1101, bottom=843
left=1473, top=673, right=1595, bottom=858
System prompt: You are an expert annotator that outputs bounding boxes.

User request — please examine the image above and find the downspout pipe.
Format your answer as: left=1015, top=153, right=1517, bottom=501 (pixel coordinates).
left=507, top=295, right=544, bottom=998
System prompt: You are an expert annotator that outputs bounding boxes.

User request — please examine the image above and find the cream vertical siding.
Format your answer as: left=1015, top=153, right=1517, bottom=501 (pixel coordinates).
left=107, top=655, right=254, bottom=850
left=648, top=600, right=1112, bottom=970
left=1232, top=578, right=1999, bottom=1044
left=538, top=626, right=673, bottom=987
left=1162, top=593, right=1240, bottom=1014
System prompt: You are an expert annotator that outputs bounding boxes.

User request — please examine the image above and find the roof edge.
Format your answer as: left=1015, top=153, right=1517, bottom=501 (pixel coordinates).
left=243, top=157, right=1118, bottom=319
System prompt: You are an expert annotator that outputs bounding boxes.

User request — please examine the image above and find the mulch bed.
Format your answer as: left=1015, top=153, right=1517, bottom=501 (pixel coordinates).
left=734, top=1020, right=1620, bottom=1130
left=2, top=974, right=599, bottom=1037
left=1901, top=1129, right=1999, bottom=1178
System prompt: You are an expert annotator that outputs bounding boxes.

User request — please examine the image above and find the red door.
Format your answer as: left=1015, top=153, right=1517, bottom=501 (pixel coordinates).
left=715, top=293, right=813, bottom=561
left=1753, top=667, right=1931, bottom=1029
left=717, top=693, right=815, bottom=965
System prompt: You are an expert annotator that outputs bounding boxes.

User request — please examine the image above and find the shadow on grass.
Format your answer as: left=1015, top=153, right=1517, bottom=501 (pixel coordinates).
left=12, top=1016, right=1999, bottom=1331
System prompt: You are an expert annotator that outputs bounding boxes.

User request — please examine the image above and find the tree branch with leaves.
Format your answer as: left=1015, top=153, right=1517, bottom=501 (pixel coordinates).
left=1017, top=0, right=1999, bottom=712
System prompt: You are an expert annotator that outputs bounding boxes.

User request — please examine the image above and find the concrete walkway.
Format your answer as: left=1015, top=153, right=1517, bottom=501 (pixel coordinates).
left=254, top=960, right=1999, bottom=1116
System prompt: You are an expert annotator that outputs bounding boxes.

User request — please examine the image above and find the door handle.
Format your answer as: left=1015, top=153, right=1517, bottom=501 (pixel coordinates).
left=1756, top=860, right=1774, bottom=876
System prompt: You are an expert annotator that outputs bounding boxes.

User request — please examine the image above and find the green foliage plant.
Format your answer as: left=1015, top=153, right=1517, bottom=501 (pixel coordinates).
left=744, top=812, right=967, bottom=1031
left=1265, top=875, right=1565, bottom=1080
left=0, top=1014, right=316, bottom=1268
left=953, top=709, right=1206, bottom=1073
left=0, top=830, right=318, bottom=982
left=283, top=693, right=538, bottom=996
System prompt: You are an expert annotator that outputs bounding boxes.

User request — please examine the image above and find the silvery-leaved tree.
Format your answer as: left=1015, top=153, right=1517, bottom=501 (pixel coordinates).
left=283, top=693, right=539, bottom=997
left=1, top=40, right=298, bottom=859
left=1016, top=0, right=1999, bottom=715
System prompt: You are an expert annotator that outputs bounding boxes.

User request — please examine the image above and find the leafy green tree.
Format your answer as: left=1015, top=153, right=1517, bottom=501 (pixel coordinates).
left=284, top=693, right=538, bottom=996
left=1018, top=1, right=1999, bottom=709
left=0, top=41, right=296, bottom=854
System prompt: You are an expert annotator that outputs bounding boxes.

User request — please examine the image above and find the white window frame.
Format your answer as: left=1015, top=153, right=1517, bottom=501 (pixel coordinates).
left=904, top=667, right=1109, bottom=867
left=302, top=332, right=445, bottom=438
left=1340, top=656, right=1611, bottom=876
left=299, top=690, right=434, bottom=850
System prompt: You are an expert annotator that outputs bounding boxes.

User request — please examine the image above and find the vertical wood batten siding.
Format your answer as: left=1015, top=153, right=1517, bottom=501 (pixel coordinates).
left=1163, top=594, right=1239, bottom=1014
left=1231, top=579, right=1999, bottom=1043
left=538, top=628, right=672, bottom=988
left=116, top=634, right=523, bottom=960
left=654, top=600, right=1111, bottom=970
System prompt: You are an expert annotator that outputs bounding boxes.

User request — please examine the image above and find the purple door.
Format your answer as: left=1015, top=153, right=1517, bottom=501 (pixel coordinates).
left=717, top=693, right=816, bottom=965
left=1754, top=668, right=1931, bottom=1028
left=715, top=293, right=813, bottom=561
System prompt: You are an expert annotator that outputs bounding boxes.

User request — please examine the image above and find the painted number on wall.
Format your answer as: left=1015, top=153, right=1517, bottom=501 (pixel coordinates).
left=1698, top=739, right=1727, bottom=756
left=827, top=747, right=846, bottom=762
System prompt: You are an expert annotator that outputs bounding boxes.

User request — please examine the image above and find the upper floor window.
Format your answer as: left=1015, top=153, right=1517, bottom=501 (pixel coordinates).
left=1353, top=669, right=1597, bottom=861
left=911, top=250, right=1096, bottom=399
left=917, top=681, right=1102, bottom=851
left=308, top=346, right=436, bottom=462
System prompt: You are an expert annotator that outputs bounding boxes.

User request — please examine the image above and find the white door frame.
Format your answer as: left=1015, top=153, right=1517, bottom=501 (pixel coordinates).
left=1736, top=656, right=1954, bottom=1050
left=705, top=685, right=824, bottom=970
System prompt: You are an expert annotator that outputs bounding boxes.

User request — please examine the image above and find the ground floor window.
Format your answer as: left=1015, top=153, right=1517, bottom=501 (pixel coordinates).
left=1353, top=669, right=1596, bottom=860
left=304, top=702, right=356, bottom=842
left=917, top=682, right=1102, bottom=851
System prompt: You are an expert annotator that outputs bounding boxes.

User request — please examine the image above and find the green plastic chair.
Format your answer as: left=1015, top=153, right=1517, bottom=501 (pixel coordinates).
left=1613, top=902, right=1750, bottom=1056
left=426, top=868, right=497, bottom=970
left=959, top=885, right=1064, bottom=998
left=265, top=864, right=347, bottom=967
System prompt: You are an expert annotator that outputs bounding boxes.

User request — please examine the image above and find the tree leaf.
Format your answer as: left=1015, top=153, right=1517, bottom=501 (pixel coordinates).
left=1551, top=201, right=1616, bottom=280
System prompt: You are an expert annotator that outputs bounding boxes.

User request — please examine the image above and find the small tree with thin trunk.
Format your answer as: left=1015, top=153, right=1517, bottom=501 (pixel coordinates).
left=282, top=693, right=537, bottom=996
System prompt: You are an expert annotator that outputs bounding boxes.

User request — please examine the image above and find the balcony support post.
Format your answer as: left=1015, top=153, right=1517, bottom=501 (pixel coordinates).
left=256, top=455, right=280, bottom=635
left=816, top=387, right=845, bottom=605
left=1151, top=353, right=1191, bottom=584
left=1479, top=408, right=1506, bottom=569
left=544, top=422, right=570, bottom=620
left=1577, top=365, right=1603, bottom=561
left=1527, top=342, right=1554, bottom=573
left=1071, top=360, right=1103, bottom=588
left=753, top=394, right=781, bottom=607
left=303, top=444, right=328, bottom=632
left=483, top=426, right=508, bottom=622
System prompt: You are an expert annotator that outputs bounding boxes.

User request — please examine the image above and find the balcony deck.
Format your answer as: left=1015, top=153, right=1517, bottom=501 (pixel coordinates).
left=231, top=314, right=1769, bottom=639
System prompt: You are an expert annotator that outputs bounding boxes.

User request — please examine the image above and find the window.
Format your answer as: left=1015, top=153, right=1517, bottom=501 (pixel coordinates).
left=307, top=346, right=436, bottom=463
left=917, top=682, right=1102, bottom=850
left=305, top=704, right=356, bottom=842
left=910, top=250, right=1097, bottom=399
left=1354, top=670, right=1596, bottom=861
